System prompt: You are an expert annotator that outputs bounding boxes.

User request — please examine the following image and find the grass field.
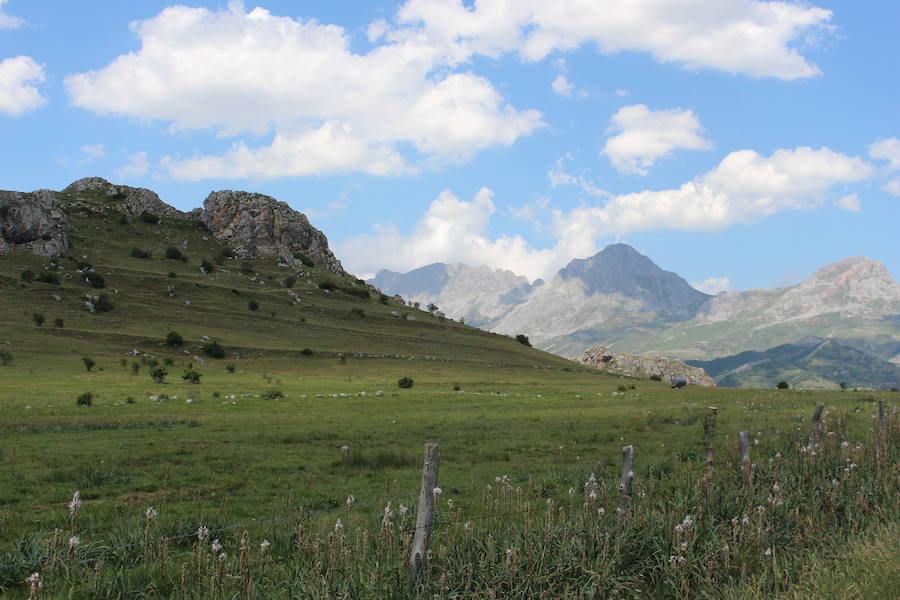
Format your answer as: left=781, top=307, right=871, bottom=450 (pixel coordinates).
left=1, top=190, right=898, bottom=597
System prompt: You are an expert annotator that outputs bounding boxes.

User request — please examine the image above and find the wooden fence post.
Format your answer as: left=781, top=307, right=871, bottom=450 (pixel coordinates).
left=739, top=431, right=752, bottom=488
left=409, top=443, right=440, bottom=581
left=878, top=399, right=886, bottom=432
left=703, top=407, right=717, bottom=486
left=807, top=402, right=825, bottom=452
left=618, top=445, right=634, bottom=520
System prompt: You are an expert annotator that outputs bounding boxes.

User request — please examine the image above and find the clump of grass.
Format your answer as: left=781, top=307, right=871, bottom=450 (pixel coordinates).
left=76, top=392, right=93, bottom=406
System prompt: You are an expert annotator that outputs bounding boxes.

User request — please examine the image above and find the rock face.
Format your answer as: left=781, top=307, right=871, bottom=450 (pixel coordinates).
left=0, top=189, right=69, bottom=257
left=63, top=177, right=187, bottom=220
left=201, top=190, right=343, bottom=273
left=580, top=344, right=716, bottom=386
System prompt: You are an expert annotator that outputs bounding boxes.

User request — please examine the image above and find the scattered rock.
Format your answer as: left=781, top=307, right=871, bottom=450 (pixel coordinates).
left=64, top=177, right=188, bottom=221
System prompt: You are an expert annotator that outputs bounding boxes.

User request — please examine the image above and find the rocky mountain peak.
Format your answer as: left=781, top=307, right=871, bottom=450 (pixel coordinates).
left=201, top=190, right=343, bottom=273
left=62, top=176, right=187, bottom=221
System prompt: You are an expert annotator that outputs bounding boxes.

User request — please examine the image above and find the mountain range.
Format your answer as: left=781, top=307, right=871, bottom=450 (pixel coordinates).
left=368, top=244, right=900, bottom=384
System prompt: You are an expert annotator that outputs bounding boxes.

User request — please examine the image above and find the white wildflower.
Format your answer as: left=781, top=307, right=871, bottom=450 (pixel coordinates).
left=211, top=539, right=222, bottom=554
left=432, top=487, right=442, bottom=497
left=259, top=539, right=270, bottom=555
left=764, top=547, right=772, bottom=557
left=346, top=495, right=356, bottom=507
left=334, top=519, right=343, bottom=532
left=68, top=536, right=79, bottom=549
left=399, top=504, right=409, bottom=517
left=146, top=507, right=158, bottom=521
left=197, top=526, right=210, bottom=541
left=68, top=491, right=82, bottom=514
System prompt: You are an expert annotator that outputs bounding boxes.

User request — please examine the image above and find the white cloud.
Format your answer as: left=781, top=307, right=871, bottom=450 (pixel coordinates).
left=869, top=138, right=900, bottom=171
left=116, top=151, right=149, bottom=179
left=690, top=277, right=733, bottom=295
left=341, top=146, right=872, bottom=281
left=602, top=104, right=713, bottom=175
left=395, top=0, right=833, bottom=79
left=884, top=179, right=900, bottom=197
left=65, top=4, right=542, bottom=180
left=0, top=0, right=25, bottom=30
left=551, top=74, right=574, bottom=97
left=835, top=194, right=860, bottom=212
left=0, top=56, right=46, bottom=116
left=614, top=89, right=629, bottom=97
left=81, top=144, right=106, bottom=160
left=548, top=154, right=607, bottom=197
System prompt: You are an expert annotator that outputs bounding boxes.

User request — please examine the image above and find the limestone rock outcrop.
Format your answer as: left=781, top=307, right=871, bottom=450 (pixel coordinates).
left=580, top=344, right=716, bottom=386
left=0, top=189, right=69, bottom=257
left=201, top=190, right=343, bottom=273
left=63, top=177, right=187, bottom=220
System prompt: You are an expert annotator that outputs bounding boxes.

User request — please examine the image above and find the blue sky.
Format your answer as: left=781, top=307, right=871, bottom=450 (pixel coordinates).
left=1, top=0, right=898, bottom=291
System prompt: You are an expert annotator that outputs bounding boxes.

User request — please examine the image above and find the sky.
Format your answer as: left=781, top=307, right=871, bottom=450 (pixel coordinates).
left=1, top=0, right=898, bottom=293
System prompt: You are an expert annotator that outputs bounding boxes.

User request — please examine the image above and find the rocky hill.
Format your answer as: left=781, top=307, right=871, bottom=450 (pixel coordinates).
left=580, top=344, right=716, bottom=386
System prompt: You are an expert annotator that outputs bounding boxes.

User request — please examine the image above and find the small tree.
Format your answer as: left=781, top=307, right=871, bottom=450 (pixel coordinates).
left=20, top=270, right=35, bottom=282
left=515, top=334, right=531, bottom=347
left=776, top=380, right=790, bottom=389
left=85, top=272, right=106, bottom=288
left=76, top=392, right=93, bottom=407
left=839, top=381, right=847, bottom=390
left=398, top=376, right=414, bottom=389
left=225, top=363, right=236, bottom=373
left=131, top=248, right=152, bottom=259
left=53, top=318, right=64, bottom=328
left=202, top=340, right=226, bottom=359
left=248, top=300, right=259, bottom=311
left=283, top=276, right=297, bottom=288
left=427, top=303, right=438, bottom=313
left=0, top=351, right=12, bottom=366
left=165, top=331, right=184, bottom=347
left=32, top=312, right=45, bottom=326
left=130, top=361, right=140, bottom=376
left=164, top=247, right=186, bottom=262
left=182, top=370, right=202, bottom=384
left=81, top=357, right=96, bottom=372
left=149, top=367, right=168, bottom=384
left=94, top=294, right=114, bottom=312
left=200, top=259, right=214, bottom=273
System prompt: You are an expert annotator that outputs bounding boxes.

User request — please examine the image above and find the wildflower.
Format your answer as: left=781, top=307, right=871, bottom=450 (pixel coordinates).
left=197, top=526, right=210, bottom=541
left=668, top=555, right=685, bottom=567
left=146, top=507, right=158, bottom=521
left=588, top=490, right=598, bottom=501
left=218, top=552, right=227, bottom=561
left=447, top=498, right=454, bottom=510
left=433, top=487, right=442, bottom=497
left=775, top=452, right=781, bottom=458
left=334, top=519, right=343, bottom=532
left=597, top=507, right=605, bottom=516
left=346, top=495, right=356, bottom=507
left=211, top=539, right=222, bottom=554
left=764, top=547, right=772, bottom=557
left=841, top=441, right=849, bottom=448
left=399, top=504, right=409, bottom=517
left=755, top=505, right=765, bottom=514
left=568, top=487, right=575, bottom=497
left=731, top=517, right=739, bottom=527
left=68, top=491, right=82, bottom=514
left=679, top=542, right=688, bottom=552
left=741, top=515, right=750, bottom=526
left=464, top=521, right=473, bottom=532
left=68, top=536, right=79, bottom=549
left=259, top=540, right=270, bottom=556
left=26, top=572, right=41, bottom=589
left=831, top=478, right=839, bottom=486
left=772, top=483, right=780, bottom=493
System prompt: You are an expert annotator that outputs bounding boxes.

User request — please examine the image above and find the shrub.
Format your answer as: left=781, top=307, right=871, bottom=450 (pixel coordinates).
left=649, top=374, right=662, bottom=381
left=398, top=376, right=414, bottom=389
left=165, top=331, right=184, bottom=347
left=200, top=259, right=214, bottom=273
left=839, top=381, right=847, bottom=390
left=76, top=392, right=93, bottom=407
left=225, top=363, right=236, bottom=373
left=32, top=312, right=45, bottom=326
left=20, top=270, right=35, bottom=282
left=240, top=261, right=255, bottom=274
left=293, top=252, right=315, bottom=267
left=0, top=351, right=11, bottom=366
left=283, top=276, right=297, bottom=288
left=379, top=294, right=389, bottom=305
left=231, top=288, right=241, bottom=295
left=94, top=294, right=114, bottom=312
left=130, top=361, right=140, bottom=375
left=125, top=396, right=135, bottom=404
left=300, top=348, right=314, bottom=357
left=53, top=318, right=64, bottom=328
left=167, top=272, right=177, bottom=279
left=214, top=247, right=235, bottom=264
left=139, top=211, right=159, bottom=224
left=164, top=247, right=186, bottom=261
left=131, top=248, right=152, bottom=259
left=776, top=380, right=790, bottom=389
left=261, top=390, right=284, bottom=400
left=149, top=367, right=167, bottom=384
left=182, top=370, right=202, bottom=384
left=617, top=385, right=628, bottom=392
left=84, top=272, right=105, bottom=288
left=35, top=272, right=59, bottom=284
left=343, top=287, right=371, bottom=300
left=82, top=356, right=96, bottom=372
left=515, top=334, right=531, bottom=347
left=350, top=308, right=365, bottom=318
left=427, top=303, right=438, bottom=313
left=163, top=357, right=174, bottom=367
left=248, top=300, right=259, bottom=311
left=318, top=281, right=336, bottom=291
left=202, top=340, right=226, bottom=359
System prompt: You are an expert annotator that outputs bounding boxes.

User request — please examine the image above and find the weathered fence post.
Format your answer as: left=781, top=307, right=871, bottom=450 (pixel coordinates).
left=807, top=402, right=825, bottom=452
left=703, top=407, right=717, bottom=486
left=878, top=399, right=886, bottom=432
left=739, top=431, right=752, bottom=488
left=409, top=443, right=440, bottom=581
left=618, top=445, right=634, bottom=520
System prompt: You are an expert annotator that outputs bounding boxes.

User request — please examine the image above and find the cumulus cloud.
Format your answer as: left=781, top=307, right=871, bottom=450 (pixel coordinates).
left=394, top=0, right=833, bottom=79
left=551, top=74, right=574, bottom=97
left=602, top=104, right=713, bottom=175
left=548, top=154, right=607, bottom=197
left=116, top=151, right=150, bottom=179
left=340, top=146, right=872, bottom=281
left=690, top=277, right=733, bottom=295
left=0, top=0, right=25, bottom=30
left=869, top=138, right=900, bottom=194
left=835, top=194, right=860, bottom=212
left=0, top=56, right=46, bottom=116
left=81, top=144, right=106, bottom=160
left=65, top=3, right=542, bottom=180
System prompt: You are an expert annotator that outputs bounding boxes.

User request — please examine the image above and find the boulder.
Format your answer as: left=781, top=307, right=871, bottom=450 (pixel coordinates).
left=201, top=190, right=343, bottom=273
left=580, top=344, right=716, bottom=386
left=0, top=189, right=69, bottom=257
left=63, top=177, right=187, bottom=221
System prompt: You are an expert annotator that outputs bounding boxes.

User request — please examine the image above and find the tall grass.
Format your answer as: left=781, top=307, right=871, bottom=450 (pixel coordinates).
left=1, top=412, right=896, bottom=598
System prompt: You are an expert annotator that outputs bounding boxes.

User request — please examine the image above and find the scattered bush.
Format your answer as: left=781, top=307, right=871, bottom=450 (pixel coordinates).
left=240, top=261, right=255, bottom=274
left=300, top=348, right=314, bottom=357
left=248, top=300, right=259, bottom=311
left=379, top=294, right=389, bottom=305
left=125, top=396, right=135, bottom=404
left=776, top=380, right=790, bottom=389
left=515, top=334, right=531, bottom=347
left=350, top=308, right=365, bottom=318
left=130, top=361, right=140, bottom=375
left=427, top=303, right=438, bottom=313
left=164, top=247, right=186, bottom=261
left=20, top=269, right=35, bottom=282
left=283, top=275, right=297, bottom=288
left=165, top=331, right=184, bottom=347
left=398, top=376, right=414, bottom=389
left=167, top=272, right=177, bottom=279
left=149, top=367, right=167, bottom=384
left=839, top=381, right=847, bottom=390
left=35, top=272, right=59, bottom=285
left=261, top=390, right=284, bottom=400
left=163, top=358, right=174, bottom=367
left=131, top=248, right=152, bottom=259
left=182, top=370, right=202, bottom=384
left=225, top=363, right=236, bottom=373
left=617, top=385, right=628, bottom=392
left=0, top=351, right=12, bottom=366
left=32, top=312, right=45, bottom=326
left=202, top=340, right=226, bottom=359
left=82, top=357, right=96, bottom=372
left=84, top=272, right=106, bottom=288
left=231, top=288, right=241, bottom=295
left=93, top=294, right=114, bottom=312
left=343, top=287, right=371, bottom=300
left=139, top=211, right=159, bottom=224
left=293, top=252, right=315, bottom=267
left=76, top=392, right=93, bottom=407
left=649, top=375, right=662, bottom=381
left=200, top=259, right=214, bottom=273
left=318, top=281, right=336, bottom=291
left=53, top=318, right=64, bottom=328
left=453, top=384, right=461, bottom=391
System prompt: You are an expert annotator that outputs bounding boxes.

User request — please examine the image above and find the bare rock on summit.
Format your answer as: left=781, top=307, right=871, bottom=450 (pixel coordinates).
left=0, top=189, right=69, bottom=257
left=201, top=190, right=343, bottom=273
left=63, top=177, right=187, bottom=221
left=580, top=344, right=716, bottom=386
